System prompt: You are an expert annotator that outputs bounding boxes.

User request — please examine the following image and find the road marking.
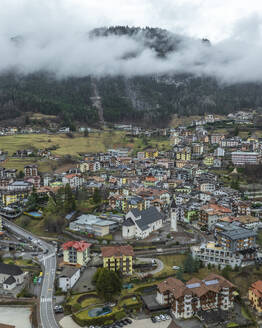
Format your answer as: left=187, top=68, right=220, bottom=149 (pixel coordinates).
left=41, top=297, right=52, bottom=303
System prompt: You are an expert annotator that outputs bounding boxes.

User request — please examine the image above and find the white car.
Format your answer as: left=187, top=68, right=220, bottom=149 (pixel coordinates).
left=165, top=314, right=170, bottom=320
left=160, top=314, right=166, bottom=321
left=155, top=316, right=161, bottom=322
left=172, top=266, right=180, bottom=270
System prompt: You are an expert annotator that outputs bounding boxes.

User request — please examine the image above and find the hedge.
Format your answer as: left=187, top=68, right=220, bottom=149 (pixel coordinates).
left=72, top=309, right=126, bottom=327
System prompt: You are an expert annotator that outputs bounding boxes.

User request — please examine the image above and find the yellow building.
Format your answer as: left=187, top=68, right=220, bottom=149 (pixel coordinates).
left=203, top=156, right=214, bottom=166
left=145, top=149, right=159, bottom=159
left=101, top=245, right=134, bottom=274
left=78, top=162, right=89, bottom=173
left=2, top=192, right=26, bottom=206
left=176, top=151, right=191, bottom=161
left=249, top=281, right=262, bottom=313
left=62, top=241, right=91, bottom=266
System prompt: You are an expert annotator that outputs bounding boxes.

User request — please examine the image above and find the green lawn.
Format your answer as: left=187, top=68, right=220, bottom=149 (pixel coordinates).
left=118, top=296, right=139, bottom=307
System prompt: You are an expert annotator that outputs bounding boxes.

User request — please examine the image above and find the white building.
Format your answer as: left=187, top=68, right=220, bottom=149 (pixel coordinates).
left=122, top=207, right=164, bottom=239
left=62, top=174, right=84, bottom=188
left=191, top=242, right=242, bottom=269
left=0, top=263, right=25, bottom=291
left=58, top=266, right=80, bottom=292
left=231, top=151, right=260, bottom=166
left=156, top=274, right=235, bottom=319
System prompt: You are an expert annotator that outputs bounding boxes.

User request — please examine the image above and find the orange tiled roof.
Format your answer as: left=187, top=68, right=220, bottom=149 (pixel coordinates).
left=101, top=245, right=134, bottom=257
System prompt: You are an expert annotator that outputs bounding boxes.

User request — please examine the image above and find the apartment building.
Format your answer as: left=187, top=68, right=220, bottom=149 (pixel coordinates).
left=231, top=151, right=260, bottom=166
left=101, top=245, right=134, bottom=274
left=24, top=164, right=38, bottom=177
left=198, top=204, right=232, bottom=229
left=249, top=280, right=262, bottom=314
left=62, top=241, right=91, bottom=266
left=191, top=242, right=242, bottom=269
left=215, top=222, right=257, bottom=252
left=156, top=274, right=235, bottom=319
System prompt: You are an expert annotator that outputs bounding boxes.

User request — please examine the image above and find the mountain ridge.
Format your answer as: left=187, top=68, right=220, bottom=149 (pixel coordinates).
left=0, top=26, right=262, bottom=127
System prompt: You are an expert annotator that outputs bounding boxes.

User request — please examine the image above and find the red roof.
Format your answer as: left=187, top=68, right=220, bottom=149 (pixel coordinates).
left=62, top=240, right=91, bottom=252
left=101, top=245, right=134, bottom=257
left=251, top=280, right=262, bottom=296
left=65, top=174, right=79, bottom=179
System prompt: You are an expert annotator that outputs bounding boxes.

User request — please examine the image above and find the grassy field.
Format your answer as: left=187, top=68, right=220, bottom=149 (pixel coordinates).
left=14, top=215, right=58, bottom=238
left=3, top=258, right=36, bottom=267
left=0, top=131, right=171, bottom=158
left=3, top=157, right=55, bottom=173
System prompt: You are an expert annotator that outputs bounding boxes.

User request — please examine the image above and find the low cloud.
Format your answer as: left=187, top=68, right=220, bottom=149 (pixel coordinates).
left=1, top=1, right=262, bottom=84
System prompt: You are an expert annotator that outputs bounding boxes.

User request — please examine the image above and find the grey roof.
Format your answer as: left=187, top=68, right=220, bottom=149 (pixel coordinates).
left=131, top=207, right=165, bottom=231
left=123, top=218, right=135, bottom=227
left=216, top=222, right=257, bottom=240
left=0, top=262, right=23, bottom=276
left=4, top=275, right=16, bottom=285
left=219, top=228, right=256, bottom=240
left=59, top=266, right=80, bottom=278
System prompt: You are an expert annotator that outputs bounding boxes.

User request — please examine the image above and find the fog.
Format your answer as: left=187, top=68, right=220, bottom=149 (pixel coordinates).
left=1, top=0, right=262, bottom=84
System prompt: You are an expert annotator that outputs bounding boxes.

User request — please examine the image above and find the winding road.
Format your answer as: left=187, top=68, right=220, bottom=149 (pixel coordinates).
left=3, top=219, right=59, bottom=328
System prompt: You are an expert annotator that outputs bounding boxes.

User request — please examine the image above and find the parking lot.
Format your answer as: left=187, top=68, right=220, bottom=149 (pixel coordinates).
left=60, top=317, right=172, bottom=328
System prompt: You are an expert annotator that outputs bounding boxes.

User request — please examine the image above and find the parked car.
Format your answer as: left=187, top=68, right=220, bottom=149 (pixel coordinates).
left=172, top=266, right=180, bottom=270
left=155, top=316, right=161, bottom=322
left=160, top=314, right=166, bottom=321
left=54, top=305, right=63, bottom=313
left=120, top=320, right=127, bottom=326
left=124, top=318, right=132, bottom=324
left=151, top=317, right=157, bottom=323
left=165, top=314, right=170, bottom=320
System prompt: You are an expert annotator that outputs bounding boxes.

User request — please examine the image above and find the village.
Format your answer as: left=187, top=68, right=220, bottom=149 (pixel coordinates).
left=0, top=111, right=262, bottom=328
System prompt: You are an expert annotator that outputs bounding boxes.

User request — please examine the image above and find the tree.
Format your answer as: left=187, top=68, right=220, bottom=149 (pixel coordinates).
left=221, top=265, right=232, bottom=280
left=18, top=170, right=24, bottom=179
left=183, top=254, right=195, bottom=274
left=94, top=268, right=122, bottom=301
left=64, top=183, right=76, bottom=212
left=26, top=188, right=39, bottom=211
left=176, top=269, right=184, bottom=281
left=93, top=188, right=102, bottom=204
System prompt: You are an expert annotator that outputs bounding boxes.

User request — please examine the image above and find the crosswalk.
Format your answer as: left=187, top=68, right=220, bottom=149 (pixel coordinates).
left=41, top=297, right=52, bottom=303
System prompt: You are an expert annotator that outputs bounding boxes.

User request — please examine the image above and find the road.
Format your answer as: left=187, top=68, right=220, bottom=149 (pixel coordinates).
left=3, top=219, right=59, bottom=328
left=136, top=257, right=164, bottom=276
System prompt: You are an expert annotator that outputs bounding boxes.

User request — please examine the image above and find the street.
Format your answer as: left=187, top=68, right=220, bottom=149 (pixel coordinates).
left=3, top=219, right=59, bottom=328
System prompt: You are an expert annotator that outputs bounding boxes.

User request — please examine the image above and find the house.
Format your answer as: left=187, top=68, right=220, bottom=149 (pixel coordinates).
left=62, top=174, right=84, bottom=188
left=0, top=262, right=25, bottom=291
left=249, top=280, right=262, bottom=313
left=58, top=266, right=81, bottom=292
left=156, top=274, right=235, bottom=319
left=122, top=207, right=165, bottom=239
left=101, top=245, right=134, bottom=274
left=62, top=241, right=91, bottom=266
left=24, top=165, right=38, bottom=177
left=198, top=203, right=232, bottom=229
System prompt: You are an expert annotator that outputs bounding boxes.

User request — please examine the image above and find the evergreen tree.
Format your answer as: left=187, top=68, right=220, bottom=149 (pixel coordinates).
left=93, top=188, right=102, bottom=203
left=95, top=268, right=122, bottom=301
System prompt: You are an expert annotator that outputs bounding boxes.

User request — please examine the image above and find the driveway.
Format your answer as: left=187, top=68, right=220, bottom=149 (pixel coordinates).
left=136, top=258, right=164, bottom=275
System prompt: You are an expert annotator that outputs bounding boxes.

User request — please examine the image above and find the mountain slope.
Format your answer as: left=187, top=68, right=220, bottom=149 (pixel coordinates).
left=0, top=26, right=262, bottom=127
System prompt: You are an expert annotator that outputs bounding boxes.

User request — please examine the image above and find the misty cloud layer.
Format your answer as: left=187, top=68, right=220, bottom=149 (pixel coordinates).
left=1, top=0, right=262, bottom=84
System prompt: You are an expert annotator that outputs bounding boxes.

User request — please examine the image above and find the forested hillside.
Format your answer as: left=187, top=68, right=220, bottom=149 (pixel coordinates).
left=1, top=26, right=262, bottom=127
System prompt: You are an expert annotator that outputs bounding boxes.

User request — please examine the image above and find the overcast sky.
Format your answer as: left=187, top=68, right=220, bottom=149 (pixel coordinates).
left=2, top=0, right=262, bottom=41
left=1, top=0, right=262, bottom=82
